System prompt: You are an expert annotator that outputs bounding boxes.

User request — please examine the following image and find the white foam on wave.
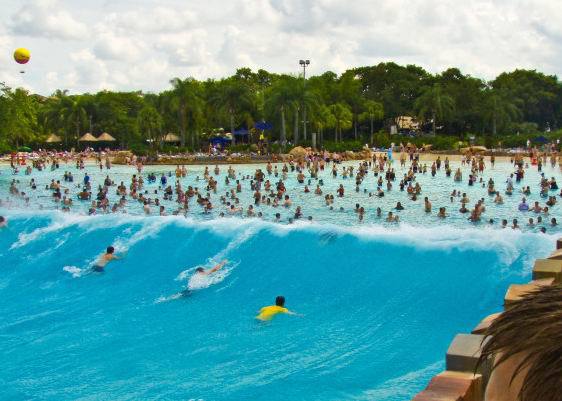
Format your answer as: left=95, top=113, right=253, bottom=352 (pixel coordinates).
left=175, top=226, right=256, bottom=282
left=154, top=292, right=184, bottom=303
left=156, top=261, right=240, bottom=303
left=10, top=213, right=90, bottom=249
left=5, top=209, right=556, bottom=272
left=187, top=261, right=240, bottom=291
left=176, top=259, right=239, bottom=285
left=63, top=265, right=87, bottom=278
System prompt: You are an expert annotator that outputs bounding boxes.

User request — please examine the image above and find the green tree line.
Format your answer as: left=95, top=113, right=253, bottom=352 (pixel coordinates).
left=1, top=62, right=561, bottom=153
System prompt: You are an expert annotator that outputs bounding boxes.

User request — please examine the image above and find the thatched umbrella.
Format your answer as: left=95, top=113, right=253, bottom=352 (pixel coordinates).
left=96, top=132, right=116, bottom=142
left=45, top=134, right=62, bottom=143
left=79, top=133, right=98, bottom=142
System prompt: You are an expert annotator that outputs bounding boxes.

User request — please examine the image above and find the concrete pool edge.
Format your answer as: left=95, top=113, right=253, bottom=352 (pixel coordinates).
left=411, top=239, right=562, bottom=401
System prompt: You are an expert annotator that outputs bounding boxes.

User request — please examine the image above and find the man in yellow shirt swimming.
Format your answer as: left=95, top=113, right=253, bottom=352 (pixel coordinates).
left=256, top=296, right=297, bottom=321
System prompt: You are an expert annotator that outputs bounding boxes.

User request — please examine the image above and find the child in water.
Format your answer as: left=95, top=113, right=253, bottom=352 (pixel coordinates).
left=256, top=296, right=298, bottom=321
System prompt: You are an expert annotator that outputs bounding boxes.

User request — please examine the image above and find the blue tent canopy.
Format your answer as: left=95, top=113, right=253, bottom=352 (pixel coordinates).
left=234, top=129, right=249, bottom=136
left=534, top=135, right=549, bottom=144
left=254, top=121, right=272, bottom=130
left=210, top=137, right=231, bottom=146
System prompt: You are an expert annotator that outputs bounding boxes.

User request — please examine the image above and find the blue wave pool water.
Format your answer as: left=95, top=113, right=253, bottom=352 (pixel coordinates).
left=0, top=161, right=557, bottom=400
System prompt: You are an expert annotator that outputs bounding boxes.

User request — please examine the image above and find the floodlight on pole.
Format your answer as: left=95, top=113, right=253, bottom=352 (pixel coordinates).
left=299, top=59, right=310, bottom=143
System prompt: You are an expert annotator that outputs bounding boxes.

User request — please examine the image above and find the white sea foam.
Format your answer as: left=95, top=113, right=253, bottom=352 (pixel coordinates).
left=154, top=292, right=184, bottom=303
left=63, top=265, right=87, bottom=278
left=4, top=209, right=556, bottom=273
left=186, top=261, right=239, bottom=291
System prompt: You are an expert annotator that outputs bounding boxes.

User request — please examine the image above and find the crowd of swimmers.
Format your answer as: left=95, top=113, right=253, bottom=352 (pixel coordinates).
left=3, top=149, right=562, bottom=233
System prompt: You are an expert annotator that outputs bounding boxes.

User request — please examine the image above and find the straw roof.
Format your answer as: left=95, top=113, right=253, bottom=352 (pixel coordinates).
left=79, top=133, right=98, bottom=142
left=97, top=132, right=116, bottom=141
left=163, top=133, right=181, bottom=142
left=45, top=134, right=62, bottom=143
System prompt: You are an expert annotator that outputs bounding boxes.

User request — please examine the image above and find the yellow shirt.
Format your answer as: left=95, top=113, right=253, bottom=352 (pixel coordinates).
left=256, top=305, right=288, bottom=321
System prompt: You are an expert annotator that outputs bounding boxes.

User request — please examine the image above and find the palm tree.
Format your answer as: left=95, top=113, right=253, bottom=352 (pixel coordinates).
left=329, top=103, right=352, bottom=142
left=138, top=105, right=163, bottom=151
left=483, top=88, right=522, bottom=135
left=414, top=84, right=455, bottom=135
left=265, top=78, right=294, bottom=148
left=2, top=87, right=37, bottom=148
left=170, top=77, right=202, bottom=148
left=310, top=104, right=335, bottom=147
left=338, top=73, right=364, bottom=139
left=359, top=100, right=384, bottom=145
left=211, top=79, right=253, bottom=146
left=59, top=96, right=87, bottom=147
left=292, top=84, right=318, bottom=144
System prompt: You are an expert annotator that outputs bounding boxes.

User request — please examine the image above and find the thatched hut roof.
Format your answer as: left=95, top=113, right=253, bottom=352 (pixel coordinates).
left=45, top=134, right=62, bottom=143
left=79, top=133, right=98, bottom=142
left=97, top=132, right=116, bottom=141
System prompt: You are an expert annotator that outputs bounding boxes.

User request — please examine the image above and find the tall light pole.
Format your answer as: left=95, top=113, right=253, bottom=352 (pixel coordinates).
left=299, top=59, right=310, bottom=142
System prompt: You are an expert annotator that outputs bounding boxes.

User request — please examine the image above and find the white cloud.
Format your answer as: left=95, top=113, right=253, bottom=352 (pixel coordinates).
left=1, top=0, right=562, bottom=95
left=103, top=7, right=196, bottom=34
left=93, top=31, right=146, bottom=62
left=10, top=0, right=88, bottom=40
left=65, top=49, right=112, bottom=92
left=155, top=30, right=211, bottom=66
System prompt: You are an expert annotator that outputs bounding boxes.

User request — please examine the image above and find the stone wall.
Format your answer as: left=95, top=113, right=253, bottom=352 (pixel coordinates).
left=411, top=240, right=562, bottom=401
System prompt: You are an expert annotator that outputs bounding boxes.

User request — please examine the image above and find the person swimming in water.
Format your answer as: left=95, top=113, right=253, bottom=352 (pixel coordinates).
left=194, top=260, right=227, bottom=276
left=92, top=246, right=122, bottom=272
left=182, top=260, right=228, bottom=295
left=256, top=296, right=298, bottom=321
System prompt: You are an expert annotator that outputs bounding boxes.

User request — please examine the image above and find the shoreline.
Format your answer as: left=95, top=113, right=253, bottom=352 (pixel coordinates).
left=0, top=151, right=534, bottom=167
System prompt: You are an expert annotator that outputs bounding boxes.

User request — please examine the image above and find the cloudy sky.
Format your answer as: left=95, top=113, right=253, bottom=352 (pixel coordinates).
left=0, top=0, right=560, bottom=95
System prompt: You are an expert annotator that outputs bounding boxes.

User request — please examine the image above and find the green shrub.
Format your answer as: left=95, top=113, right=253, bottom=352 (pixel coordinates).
left=507, top=122, right=540, bottom=135
left=0, top=140, right=13, bottom=155
left=372, top=131, right=391, bottom=148
left=160, top=144, right=192, bottom=154
left=322, top=140, right=364, bottom=152
left=229, top=144, right=251, bottom=153
left=128, top=142, right=150, bottom=156
left=269, top=143, right=285, bottom=154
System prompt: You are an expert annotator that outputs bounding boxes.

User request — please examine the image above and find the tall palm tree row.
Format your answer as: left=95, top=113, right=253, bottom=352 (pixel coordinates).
left=482, top=88, right=522, bottom=136
left=210, top=79, right=254, bottom=146
left=414, top=84, right=455, bottom=135
left=170, top=77, right=202, bottom=148
left=6, top=63, right=557, bottom=151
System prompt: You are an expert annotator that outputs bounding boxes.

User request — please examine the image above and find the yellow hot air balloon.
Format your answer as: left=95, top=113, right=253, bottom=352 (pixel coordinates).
left=14, top=48, right=30, bottom=65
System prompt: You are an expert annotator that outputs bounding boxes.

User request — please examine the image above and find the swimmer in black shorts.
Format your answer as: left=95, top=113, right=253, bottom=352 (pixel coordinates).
left=92, top=246, right=122, bottom=272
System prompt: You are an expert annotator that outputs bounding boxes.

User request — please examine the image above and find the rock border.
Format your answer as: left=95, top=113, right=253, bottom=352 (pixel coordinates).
left=411, top=239, right=562, bottom=401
